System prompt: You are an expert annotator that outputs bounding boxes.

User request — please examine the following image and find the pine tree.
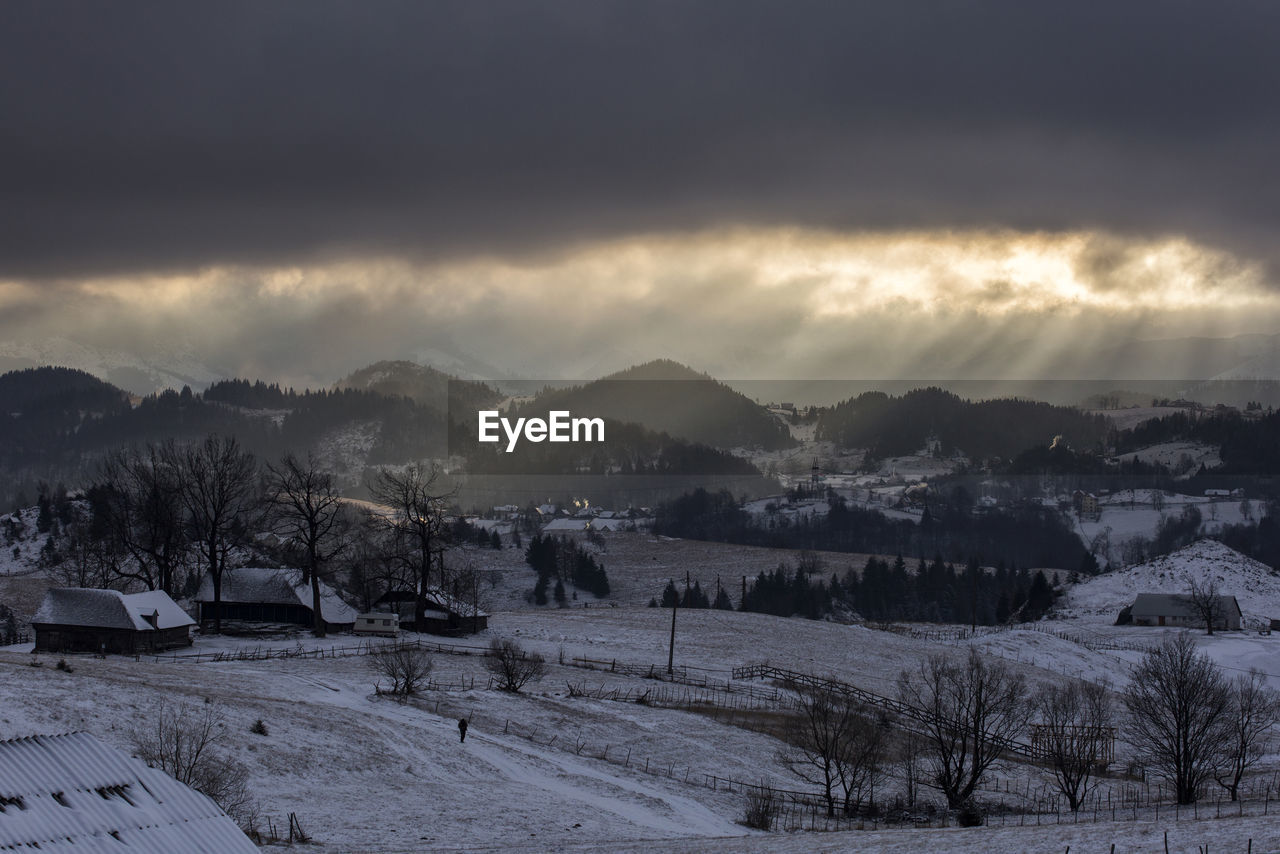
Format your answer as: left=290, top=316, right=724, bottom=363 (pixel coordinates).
left=660, top=579, right=680, bottom=607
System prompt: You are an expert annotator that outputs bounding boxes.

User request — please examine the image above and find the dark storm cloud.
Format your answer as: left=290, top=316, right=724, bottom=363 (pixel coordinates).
left=2, top=0, right=1279, bottom=279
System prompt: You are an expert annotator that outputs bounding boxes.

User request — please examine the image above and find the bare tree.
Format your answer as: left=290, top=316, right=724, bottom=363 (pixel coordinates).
left=1031, top=680, right=1114, bottom=811
left=1123, top=633, right=1232, bottom=804
left=1215, top=669, right=1280, bottom=801
left=368, top=644, right=434, bottom=695
left=896, top=730, right=927, bottom=810
left=47, top=512, right=116, bottom=590
left=896, top=649, right=1031, bottom=809
left=175, top=435, right=260, bottom=634
left=266, top=453, right=349, bottom=637
left=484, top=638, right=547, bottom=693
left=1186, top=577, right=1225, bottom=635
left=131, top=702, right=255, bottom=825
left=94, top=444, right=189, bottom=594
left=778, top=686, right=848, bottom=816
left=368, top=464, right=456, bottom=630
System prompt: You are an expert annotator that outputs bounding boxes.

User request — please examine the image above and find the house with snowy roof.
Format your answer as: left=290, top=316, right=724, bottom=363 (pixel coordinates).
left=1124, top=592, right=1242, bottom=631
left=32, top=588, right=195, bottom=654
left=194, top=567, right=357, bottom=633
left=376, top=585, right=488, bottom=635
left=0, top=731, right=257, bottom=853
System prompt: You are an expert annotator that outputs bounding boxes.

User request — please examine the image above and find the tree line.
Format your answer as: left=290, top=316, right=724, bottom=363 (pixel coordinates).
left=652, top=488, right=1091, bottom=571
left=524, top=533, right=611, bottom=604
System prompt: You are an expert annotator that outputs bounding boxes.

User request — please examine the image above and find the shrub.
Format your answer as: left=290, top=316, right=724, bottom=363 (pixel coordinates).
left=368, top=644, right=434, bottom=696
left=484, top=638, right=547, bottom=693
left=131, top=702, right=255, bottom=826
left=743, top=783, right=779, bottom=830
left=249, top=719, right=269, bottom=736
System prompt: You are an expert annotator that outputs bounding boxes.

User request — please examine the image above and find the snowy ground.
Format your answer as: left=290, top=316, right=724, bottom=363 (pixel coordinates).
left=6, top=595, right=1280, bottom=852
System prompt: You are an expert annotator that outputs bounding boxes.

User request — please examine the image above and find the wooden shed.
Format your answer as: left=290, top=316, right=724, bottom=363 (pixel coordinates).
left=31, top=588, right=194, bottom=654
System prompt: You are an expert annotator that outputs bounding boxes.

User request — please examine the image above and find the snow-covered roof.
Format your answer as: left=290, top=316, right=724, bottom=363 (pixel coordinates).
left=194, top=567, right=358, bottom=625
left=542, top=518, right=588, bottom=532
left=1131, top=593, right=1241, bottom=619
left=32, top=588, right=195, bottom=631
left=421, top=587, right=488, bottom=619
left=0, top=732, right=257, bottom=853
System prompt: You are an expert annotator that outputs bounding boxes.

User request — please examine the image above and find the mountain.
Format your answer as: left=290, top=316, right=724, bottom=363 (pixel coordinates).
left=0, top=337, right=226, bottom=396
left=513, top=360, right=795, bottom=451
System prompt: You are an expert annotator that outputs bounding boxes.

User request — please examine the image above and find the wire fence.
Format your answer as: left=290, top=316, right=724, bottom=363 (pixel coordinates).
left=147, top=637, right=493, bottom=663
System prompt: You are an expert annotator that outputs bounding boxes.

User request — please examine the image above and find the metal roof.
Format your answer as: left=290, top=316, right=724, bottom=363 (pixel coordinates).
left=0, top=732, right=256, bottom=853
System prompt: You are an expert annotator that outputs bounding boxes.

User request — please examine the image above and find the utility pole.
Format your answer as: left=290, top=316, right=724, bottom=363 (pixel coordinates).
left=667, top=595, right=677, bottom=675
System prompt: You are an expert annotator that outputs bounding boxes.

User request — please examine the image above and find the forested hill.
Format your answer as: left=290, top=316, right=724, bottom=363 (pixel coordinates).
left=815, top=387, right=1111, bottom=463
left=0, top=367, right=132, bottom=462
left=335, top=360, right=501, bottom=413
left=515, top=360, right=795, bottom=451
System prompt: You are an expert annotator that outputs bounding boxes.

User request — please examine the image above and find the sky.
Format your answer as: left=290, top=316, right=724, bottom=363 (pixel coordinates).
left=3, top=1, right=1280, bottom=387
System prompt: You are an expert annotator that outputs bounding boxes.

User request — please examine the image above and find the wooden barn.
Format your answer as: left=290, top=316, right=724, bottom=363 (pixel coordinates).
left=194, top=567, right=357, bottom=633
left=376, top=587, right=489, bottom=636
left=31, top=588, right=195, bottom=654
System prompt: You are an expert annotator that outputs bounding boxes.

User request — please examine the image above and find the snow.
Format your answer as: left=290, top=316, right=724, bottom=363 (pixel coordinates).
left=4, top=598, right=1280, bottom=852
left=1055, top=540, right=1280, bottom=627
left=32, top=588, right=193, bottom=631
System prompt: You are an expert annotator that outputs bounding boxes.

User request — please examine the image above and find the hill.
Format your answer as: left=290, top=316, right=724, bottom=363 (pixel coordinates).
left=815, top=387, right=1110, bottom=463
left=517, top=360, right=794, bottom=451
left=335, top=360, right=502, bottom=413
left=1054, top=539, right=1280, bottom=627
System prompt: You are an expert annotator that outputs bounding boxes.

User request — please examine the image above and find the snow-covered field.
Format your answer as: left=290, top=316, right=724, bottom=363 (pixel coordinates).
left=8, top=513, right=1280, bottom=852
left=5, top=589, right=1280, bottom=852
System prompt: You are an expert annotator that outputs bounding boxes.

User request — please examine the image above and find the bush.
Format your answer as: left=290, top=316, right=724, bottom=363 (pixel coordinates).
left=368, top=644, right=434, bottom=696
left=131, top=702, right=255, bottom=826
left=249, top=719, right=269, bottom=736
left=743, top=783, right=779, bottom=830
left=484, top=638, right=547, bottom=693
left=956, top=798, right=985, bottom=827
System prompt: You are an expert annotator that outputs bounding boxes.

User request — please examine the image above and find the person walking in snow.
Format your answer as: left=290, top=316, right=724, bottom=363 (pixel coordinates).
left=458, top=718, right=468, bottom=743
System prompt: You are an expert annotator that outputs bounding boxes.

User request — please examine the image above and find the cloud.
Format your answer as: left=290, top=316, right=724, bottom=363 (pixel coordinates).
left=1, top=2, right=1280, bottom=281
left=2, top=227, right=1275, bottom=386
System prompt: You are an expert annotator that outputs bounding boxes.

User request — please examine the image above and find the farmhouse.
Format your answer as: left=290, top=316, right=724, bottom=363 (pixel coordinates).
left=194, top=567, right=357, bottom=633
left=1125, top=592, right=1242, bottom=630
left=32, top=588, right=194, bottom=654
left=0, top=732, right=257, bottom=853
left=377, top=586, right=489, bottom=635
